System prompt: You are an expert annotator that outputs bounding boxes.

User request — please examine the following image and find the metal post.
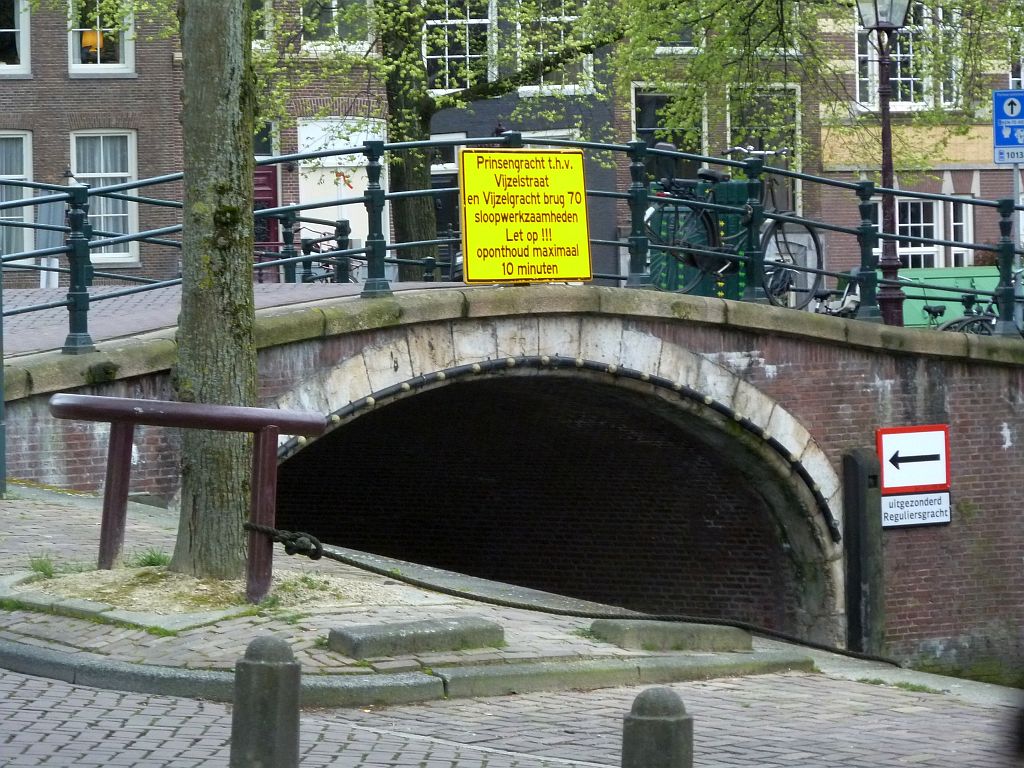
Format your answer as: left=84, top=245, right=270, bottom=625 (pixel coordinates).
left=98, top=421, right=135, bottom=569
left=443, top=223, right=458, bottom=281
left=422, top=255, right=436, bottom=282
left=856, top=181, right=882, bottom=321
left=361, top=140, right=392, bottom=297
left=281, top=212, right=297, bottom=283
left=741, top=157, right=768, bottom=303
left=300, top=238, right=314, bottom=283
left=246, top=424, right=280, bottom=604
left=994, top=198, right=1019, bottom=336
left=875, top=28, right=905, bottom=326
left=334, top=219, right=351, bottom=284
left=621, top=687, right=693, bottom=768
left=62, top=184, right=96, bottom=354
left=1014, top=166, right=1023, bottom=328
left=230, top=637, right=300, bottom=768
left=626, top=141, right=651, bottom=288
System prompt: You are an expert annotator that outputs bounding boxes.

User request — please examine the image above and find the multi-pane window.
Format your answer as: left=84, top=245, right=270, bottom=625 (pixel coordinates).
left=519, top=0, right=589, bottom=91
left=71, top=132, right=137, bottom=263
left=633, top=89, right=702, bottom=181
left=0, top=0, right=29, bottom=73
left=424, top=0, right=491, bottom=91
left=302, top=0, right=368, bottom=45
left=869, top=197, right=974, bottom=268
left=69, top=0, right=134, bottom=71
left=0, top=133, right=29, bottom=258
left=856, top=3, right=955, bottom=109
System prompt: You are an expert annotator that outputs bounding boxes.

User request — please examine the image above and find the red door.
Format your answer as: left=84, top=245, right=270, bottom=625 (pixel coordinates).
left=253, top=165, right=280, bottom=283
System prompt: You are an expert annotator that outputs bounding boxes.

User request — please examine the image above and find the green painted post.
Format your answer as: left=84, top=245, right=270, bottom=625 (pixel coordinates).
left=280, top=212, right=297, bottom=283
left=626, top=141, right=651, bottom=288
left=741, top=158, right=767, bottom=303
left=994, top=198, right=1019, bottom=336
left=856, top=182, right=881, bottom=322
left=361, top=140, right=391, bottom=297
left=62, top=184, right=96, bottom=354
left=334, top=219, right=351, bottom=283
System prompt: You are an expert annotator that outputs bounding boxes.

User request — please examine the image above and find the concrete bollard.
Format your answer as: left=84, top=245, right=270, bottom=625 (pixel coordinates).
left=230, top=636, right=301, bottom=768
left=621, top=687, right=693, bottom=768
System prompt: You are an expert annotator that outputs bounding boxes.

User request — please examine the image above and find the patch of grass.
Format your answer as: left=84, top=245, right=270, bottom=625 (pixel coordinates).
left=128, top=548, right=171, bottom=568
left=28, top=555, right=55, bottom=580
left=893, top=681, right=942, bottom=694
left=857, top=678, right=887, bottom=686
left=143, top=625, right=179, bottom=637
left=570, top=627, right=601, bottom=641
left=258, top=595, right=282, bottom=611
left=314, top=636, right=330, bottom=649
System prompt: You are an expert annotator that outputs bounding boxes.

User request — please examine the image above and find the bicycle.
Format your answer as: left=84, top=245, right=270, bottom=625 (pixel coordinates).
left=936, top=268, right=1024, bottom=335
left=812, top=273, right=861, bottom=318
left=644, top=143, right=824, bottom=309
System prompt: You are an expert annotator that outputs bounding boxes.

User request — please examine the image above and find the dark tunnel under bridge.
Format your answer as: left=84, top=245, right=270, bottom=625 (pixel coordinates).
left=276, top=374, right=835, bottom=640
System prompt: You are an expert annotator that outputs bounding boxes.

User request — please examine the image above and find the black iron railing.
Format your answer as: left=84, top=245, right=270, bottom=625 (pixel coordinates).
left=2, top=132, right=1023, bottom=357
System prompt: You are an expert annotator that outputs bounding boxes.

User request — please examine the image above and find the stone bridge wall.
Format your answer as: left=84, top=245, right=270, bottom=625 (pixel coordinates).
left=4, top=286, right=1022, bottom=683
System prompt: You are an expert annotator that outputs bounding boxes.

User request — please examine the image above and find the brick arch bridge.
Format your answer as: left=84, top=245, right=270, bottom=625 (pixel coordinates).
left=5, top=285, right=1022, bottom=681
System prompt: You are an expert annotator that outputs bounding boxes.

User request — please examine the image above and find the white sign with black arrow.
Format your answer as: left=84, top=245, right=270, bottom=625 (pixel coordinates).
left=876, top=424, right=949, bottom=494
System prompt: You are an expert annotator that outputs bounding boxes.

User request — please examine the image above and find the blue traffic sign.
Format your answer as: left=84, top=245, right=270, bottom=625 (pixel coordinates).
left=993, top=90, right=1024, bottom=164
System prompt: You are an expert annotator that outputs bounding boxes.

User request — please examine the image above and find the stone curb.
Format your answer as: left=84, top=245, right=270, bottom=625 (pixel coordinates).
left=328, top=615, right=504, bottom=659
left=0, top=637, right=814, bottom=707
left=436, top=651, right=816, bottom=699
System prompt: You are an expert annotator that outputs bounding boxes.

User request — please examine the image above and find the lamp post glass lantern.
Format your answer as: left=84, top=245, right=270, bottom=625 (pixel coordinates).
left=857, top=0, right=912, bottom=325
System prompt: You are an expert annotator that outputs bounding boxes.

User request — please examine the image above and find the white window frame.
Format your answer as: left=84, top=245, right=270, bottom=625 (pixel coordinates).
left=516, top=0, right=593, bottom=97
left=424, top=0, right=495, bottom=94
left=856, top=3, right=956, bottom=112
left=0, top=0, right=30, bottom=75
left=300, top=0, right=373, bottom=54
left=429, top=131, right=466, bottom=175
left=68, top=0, right=135, bottom=75
left=870, top=196, right=974, bottom=268
left=70, top=130, right=139, bottom=265
left=0, top=131, right=32, bottom=257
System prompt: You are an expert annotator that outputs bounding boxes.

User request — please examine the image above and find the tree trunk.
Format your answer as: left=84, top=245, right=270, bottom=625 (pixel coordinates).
left=170, top=0, right=257, bottom=580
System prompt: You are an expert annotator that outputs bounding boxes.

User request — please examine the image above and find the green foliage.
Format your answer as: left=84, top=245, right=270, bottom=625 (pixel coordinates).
left=128, top=548, right=172, bottom=567
left=28, top=555, right=55, bottom=580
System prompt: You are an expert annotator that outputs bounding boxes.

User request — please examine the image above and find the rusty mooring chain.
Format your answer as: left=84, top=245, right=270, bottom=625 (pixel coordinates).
left=244, top=522, right=323, bottom=560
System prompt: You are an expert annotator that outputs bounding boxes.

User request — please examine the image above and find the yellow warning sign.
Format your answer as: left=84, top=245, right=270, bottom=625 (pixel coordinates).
left=459, top=149, right=592, bottom=283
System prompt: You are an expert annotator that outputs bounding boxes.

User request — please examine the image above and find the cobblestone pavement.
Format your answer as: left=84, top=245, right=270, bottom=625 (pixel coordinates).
left=0, top=667, right=1020, bottom=767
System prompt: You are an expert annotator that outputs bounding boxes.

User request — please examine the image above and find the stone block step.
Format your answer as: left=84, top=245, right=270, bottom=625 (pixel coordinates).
left=329, top=615, right=504, bottom=659
left=589, top=619, right=752, bottom=652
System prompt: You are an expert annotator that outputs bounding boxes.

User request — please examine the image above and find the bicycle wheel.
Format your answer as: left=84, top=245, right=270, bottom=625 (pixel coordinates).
left=645, top=200, right=715, bottom=293
left=957, top=316, right=995, bottom=335
left=760, top=220, right=823, bottom=310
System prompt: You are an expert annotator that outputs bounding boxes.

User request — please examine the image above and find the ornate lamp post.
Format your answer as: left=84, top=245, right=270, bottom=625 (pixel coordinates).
left=856, top=0, right=912, bottom=326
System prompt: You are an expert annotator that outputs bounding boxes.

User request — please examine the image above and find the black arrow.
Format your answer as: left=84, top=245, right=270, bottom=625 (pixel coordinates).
left=889, top=450, right=940, bottom=469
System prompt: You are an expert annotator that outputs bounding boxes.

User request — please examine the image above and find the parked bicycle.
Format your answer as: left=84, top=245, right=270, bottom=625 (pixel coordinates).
left=812, top=275, right=861, bottom=318
left=935, top=268, right=1024, bottom=335
left=644, top=143, right=824, bottom=309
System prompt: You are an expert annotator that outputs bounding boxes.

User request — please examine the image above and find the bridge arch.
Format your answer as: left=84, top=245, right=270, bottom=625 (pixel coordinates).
left=272, top=315, right=845, bottom=644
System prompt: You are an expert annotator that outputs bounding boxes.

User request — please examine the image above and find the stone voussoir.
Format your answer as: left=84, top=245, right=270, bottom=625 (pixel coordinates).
left=328, top=615, right=504, bottom=659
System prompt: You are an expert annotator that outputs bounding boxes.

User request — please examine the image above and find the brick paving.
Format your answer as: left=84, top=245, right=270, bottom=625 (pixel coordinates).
left=1, top=282, right=446, bottom=357
left=0, top=489, right=1021, bottom=766
left=0, top=667, right=1019, bottom=767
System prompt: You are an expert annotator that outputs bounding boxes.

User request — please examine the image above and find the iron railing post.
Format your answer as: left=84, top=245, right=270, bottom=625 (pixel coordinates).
left=62, top=184, right=96, bottom=354
left=443, top=223, right=458, bottom=281
left=361, top=140, right=391, bottom=297
left=281, top=212, right=297, bottom=283
left=422, top=255, right=436, bottom=282
left=994, top=198, right=1019, bottom=336
left=626, top=141, right=651, bottom=288
left=334, top=219, right=351, bottom=284
left=742, top=157, right=767, bottom=303
left=856, top=181, right=882, bottom=322
left=300, top=238, right=314, bottom=282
